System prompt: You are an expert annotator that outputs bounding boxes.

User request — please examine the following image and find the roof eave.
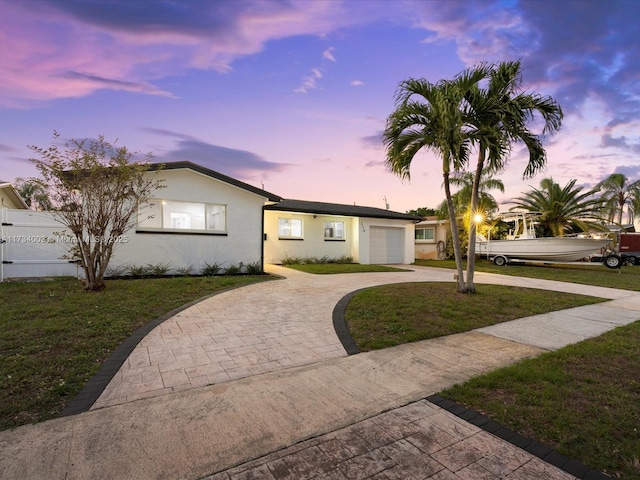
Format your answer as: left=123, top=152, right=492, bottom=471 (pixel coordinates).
left=264, top=202, right=421, bottom=222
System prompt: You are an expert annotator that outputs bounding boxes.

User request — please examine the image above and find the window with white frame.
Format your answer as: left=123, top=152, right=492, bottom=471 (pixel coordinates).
left=415, top=227, right=435, bottom=241
left=138, top=199, right=227, bottom=233
left=278, top=218, right=303, bottom=239
left=324, top=221, right=345, bottom=240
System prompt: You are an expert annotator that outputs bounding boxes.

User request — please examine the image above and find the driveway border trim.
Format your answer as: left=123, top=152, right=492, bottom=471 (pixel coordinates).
left=332, top=289, right=363, bottom=355
left=60, top=278, right=277, bottom=417
left=427, top=395, right=612, bottom=480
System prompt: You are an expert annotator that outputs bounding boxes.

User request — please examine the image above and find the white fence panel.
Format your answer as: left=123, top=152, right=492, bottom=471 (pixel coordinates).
left=1, top=208, right=81, bottom=281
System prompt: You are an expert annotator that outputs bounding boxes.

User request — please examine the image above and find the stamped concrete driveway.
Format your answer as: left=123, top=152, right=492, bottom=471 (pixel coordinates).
left=92, top=264, right=631, bottom=410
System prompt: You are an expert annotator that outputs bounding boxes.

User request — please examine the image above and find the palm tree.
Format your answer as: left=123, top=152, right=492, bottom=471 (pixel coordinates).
left=433, top=171, right=504, bottom=262
left=383, top=66, right=491, bottom=292
left=463, top=61, right=563, bottom=292
left=435, top=171, right=504, bottom=243
left=595, top=173, right=640, bottom=225
left=510, top=178, right=606, bottom=236
left=448, top=171, right=504, bottom=221
left=14, top=177, right=52, bottom=210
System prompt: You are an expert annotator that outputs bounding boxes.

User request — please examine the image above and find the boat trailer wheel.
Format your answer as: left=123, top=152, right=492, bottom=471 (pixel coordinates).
left=604, top=254, right=622, bottom=269
left=493, top=255, right=508, bottom=266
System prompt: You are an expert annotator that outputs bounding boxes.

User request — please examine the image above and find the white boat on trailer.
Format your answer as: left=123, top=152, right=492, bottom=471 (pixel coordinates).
left=475, top=213, right=620, bottom=268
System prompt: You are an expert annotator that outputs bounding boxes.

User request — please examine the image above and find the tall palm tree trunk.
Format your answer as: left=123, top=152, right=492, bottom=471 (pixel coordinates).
left=444, top=171, right=466, bottom=292
left=465, top=149, right=486, bottom=293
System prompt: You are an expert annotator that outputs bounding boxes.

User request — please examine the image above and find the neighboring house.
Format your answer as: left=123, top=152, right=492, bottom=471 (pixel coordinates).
left=264, top=199, right=421, bottom=265
left=109, top=161, right=282, bottom=272
left=0, top=182, right=29, bottom=209
left=414, top=217, right=449, bottom=260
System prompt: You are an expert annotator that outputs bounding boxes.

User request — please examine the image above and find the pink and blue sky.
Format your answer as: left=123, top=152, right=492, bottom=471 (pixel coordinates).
left=1, top=0, right=638, bottom=213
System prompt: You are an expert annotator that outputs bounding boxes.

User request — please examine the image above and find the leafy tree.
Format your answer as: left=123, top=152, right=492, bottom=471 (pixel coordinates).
left=406, top=206, right=437, bottom=217
left=14, top=177, right=52, bottom=210
left=29, top=132, right=163, bottom=291
left=595, top=173, right=640, bottom=225
left=383, top=66, right=491, bottom=292
left=510, top=178, right=607, bottom=236
left=462, top=60, right=563, bottom=292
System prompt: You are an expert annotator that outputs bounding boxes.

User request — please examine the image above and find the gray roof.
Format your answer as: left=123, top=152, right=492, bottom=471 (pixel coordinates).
left=149, top=161, right=283, bottom=202
left=264, top=199, right=421, bottom=221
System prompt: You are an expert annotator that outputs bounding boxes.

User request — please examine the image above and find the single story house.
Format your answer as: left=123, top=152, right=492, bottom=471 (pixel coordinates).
left=1, top=162, right=421, bottom=280
left=264, top=199, right=421, bottom=265
left=414, top=217, right=449, bottom=260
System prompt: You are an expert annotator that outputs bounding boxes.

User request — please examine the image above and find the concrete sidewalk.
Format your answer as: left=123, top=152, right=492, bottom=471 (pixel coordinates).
left=204, top=395, right=582, bottom=480
left=1, top=266, right=637, bottom=479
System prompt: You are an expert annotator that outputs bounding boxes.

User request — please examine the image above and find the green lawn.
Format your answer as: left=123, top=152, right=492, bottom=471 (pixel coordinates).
left=416, top=257, right=640, bottom=291
left=345, top=282, right=605, bottom=351
left=0, top=275, right=272, bottom=430
left=441, top=321, right=640, bottom=479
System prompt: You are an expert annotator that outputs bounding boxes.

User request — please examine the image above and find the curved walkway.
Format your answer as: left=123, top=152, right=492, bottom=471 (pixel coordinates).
left=91, top=264, right=632, bottom=409
left=1, top=265, right=638, bottom=480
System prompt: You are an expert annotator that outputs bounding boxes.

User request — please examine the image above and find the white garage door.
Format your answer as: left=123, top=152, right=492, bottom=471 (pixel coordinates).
left=369, top=227, right=405, bottom=264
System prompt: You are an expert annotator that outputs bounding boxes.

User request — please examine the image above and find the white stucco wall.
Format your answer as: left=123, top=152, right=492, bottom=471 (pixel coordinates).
left=263, top=210, right=355, bottom=263
left=109, top=168, right=268, bottom=273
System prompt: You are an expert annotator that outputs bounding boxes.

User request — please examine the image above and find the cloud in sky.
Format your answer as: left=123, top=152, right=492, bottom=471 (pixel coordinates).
left=0, top=143, right=17, bottom=153
left=322, top=47, right=336, bottom=62
left=294, top=68, right=323, bottom=94
left=0, top=0, right=354, bottom=105
left=361, top=133, right=384, bottom=149
left=62, top=72, right=176, bottom=98
left=3, top=0, right=637, bottom=126
left=142, top=128, right=290, bottom=179
left=613, top=165, right=640, bottom=179
left=601, top=133, right=640, bottom=154
left=364, top=159, right=385, bottom=168
left=295, top=46, right=338, bottom=93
